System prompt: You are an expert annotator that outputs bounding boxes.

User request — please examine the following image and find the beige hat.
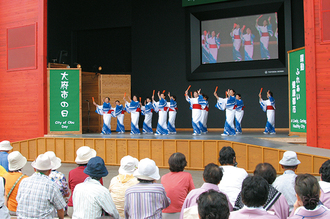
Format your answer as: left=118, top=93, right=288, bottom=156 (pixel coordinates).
left=119, top=155, right=139, bottom=175
left=279, top=151, right=301, bottom=166
left=75, top=146, right=96, bottom=164
left=0, top=140, right=13, bottom=151
left=31, top=153, right=55, bottom=171
left=133, top=158, right=160, bottom=180
left=8, top=151, right=27, bottom=171
left=44, top=151, right=61, bottom=170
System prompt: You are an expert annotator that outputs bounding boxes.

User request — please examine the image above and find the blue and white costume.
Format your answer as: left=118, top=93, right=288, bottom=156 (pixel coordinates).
left=230, top=28, right=242, bottom=61
left=125, top=101, right=141, bottom=135
left=215, top=96, right=236, bottom=136
left=167, top=99, right=178, bottom=134
left=202, top=34, right=211, bottom=63
left=95, top=102, right=113, bottom=134
left=206, top=36, right=220, bottom=63
left=111, top=104, right=125, bottom=133
left=153, top=98, right=169, bottom=135
left=186, top=95, right=204, bottom=135
left=141, top=102, right=154, bottom=134
left=234, top=99, right=245, bottom=134
left=256, top=24, right=273, bottom=59
left=200, top=100, right=209, bottom=133
left=242, top=33, right=255, bottom=61
left=260, top=96, right=276, bottom=134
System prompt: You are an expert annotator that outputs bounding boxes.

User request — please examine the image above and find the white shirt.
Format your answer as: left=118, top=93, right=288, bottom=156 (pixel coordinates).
left=218, top=165, right=248, bottom=206
left=72, top=177, right=119, bottom=219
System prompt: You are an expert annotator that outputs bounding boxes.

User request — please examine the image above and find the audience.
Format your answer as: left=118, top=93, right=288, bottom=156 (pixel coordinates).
left=125, top=158, right=170, bottom=218
left=162, top=152, right=195, bottom=219
left=288, top=174, right=330, bottom=218
left=273, top=151, right=301, bottom=212
left=229, top=175, right=279, bottom=219
left=16, top=153, right=66, bottom=219
left=0, top=140, right=13, bottom=171
left=218, top=146, right=248, bottom=206
left=319, top=159, right=330, bottom=208
left=3, top=151, right=28, bottom=216
left=0, top=176, right=10, bottom=218
left=109, top=155, right=139, bottom=218
left=72, top=156, right=119, bottom=219
left=197, top=190, right=230, bottom=219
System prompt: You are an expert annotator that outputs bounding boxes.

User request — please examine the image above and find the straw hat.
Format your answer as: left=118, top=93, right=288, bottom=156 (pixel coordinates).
left=84, top=156, right=108, bottom=178
left=31, top=153, right=55, bottom=171
left=118, top=155, right=139, bottom=175
left=8, top=151, right=27, bottom=171
left=133, top=158, right=160, bottom=180
left=0, top=140, right=13, bottom=151
left=75, top=146, right=96, bottom=164
left=279, top=151, right=301, bottom=166
left=44, top=151, right=61, bottom=170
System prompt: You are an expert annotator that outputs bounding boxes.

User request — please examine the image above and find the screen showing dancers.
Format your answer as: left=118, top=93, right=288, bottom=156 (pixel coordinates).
left=201, top=13, right=278, bottom=64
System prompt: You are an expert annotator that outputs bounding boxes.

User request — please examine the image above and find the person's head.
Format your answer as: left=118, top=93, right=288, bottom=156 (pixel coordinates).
left=168, top=152, right=187, bottom=172
left=236, top=94, right=241, bottom=100
left=203, top=163, right=223, bottom=185
left=218, top=146, right=236, bottom=166
left=31, top=153, right=55, bottom=176
left=115, top=100, right=120, bottom=105
left=146, top=97, right=151, bottom=103
left=171, top=95, right=176, bottom=101
left=236, top=24, right=240, bottom=29
left=84, top=156, right=108, bottom=180
left=241, top=175, right=269, bottom=207
left=279, top=151, right=301, bottom=171
left=8, top=151, right=27, bottom=172
left=228, top=89, right=235, bottom=96
left=132, top=95, right=138, bottom=101
left=246, top=27, right=251, bottom=34
left=254, top=163, right=277, bottom=184
left=211, top=31, right=215, bottom=37
left=104, top=97, right=110, bottom=103
left=267, top=90, right=273, bottom=98
left=44, top=151, right=61, bottom=170
left=194, top=90, right=199, bottom=98
left=203, top=94, right=209, bottom=101
left=319, top=160, right=330, bottom=182
left=0, top=140, right=13, bottom=152
left=118, top=155, right=139, bottom=175
left=295, top=174, right=320, bottom=210
left=133, top=158, right=160, bottom=182
left=75, top=146, right=97, bottom=165
left=197, top=190, right=230, bottom=219
left=263, top=19, right=268, bottom=26
left=160, top=93, right=165, bottom=99
left=203, top=30, right=207, bottom=36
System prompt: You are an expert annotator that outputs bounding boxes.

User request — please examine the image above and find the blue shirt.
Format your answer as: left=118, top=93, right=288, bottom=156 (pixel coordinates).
left=0, top=152, right=9, bottom=171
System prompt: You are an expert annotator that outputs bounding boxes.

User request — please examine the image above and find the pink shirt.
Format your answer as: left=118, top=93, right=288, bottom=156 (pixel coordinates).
left=230, top=207, right=279, bottom=219
left=161, top=171, right=195, bottom=213
left=288, top=205, right=330, bottom=219
left=269, top=194, right=290, bottom=219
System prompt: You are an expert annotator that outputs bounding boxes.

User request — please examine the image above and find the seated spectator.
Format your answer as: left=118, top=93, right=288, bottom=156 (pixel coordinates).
left=72, top=156, right=119, bottom=219
left=67, top=146, right=102, bottom=217
left=125, top=158, right=170, bottom=218
left=109, top=155, right=139, bottom=218
left=218, top=146, right=248, bottom=206
left=273, top=151, right=301, bottom=212
left=0, top=140, right=13, bottom=171
left=229, top=175, right=278, bottom=219
left=162, top=152, right=195, bottom=219
left=16, top=153, right=66, bottom=219
left=180, top=163, right=233, bottom=219
left=319, top=159, right=330, bottom=208
left=0, top=176, right=10, bottom=218
left=197, top=190, right=230, bottom=219
left=234, top=163, right=289, bottom=219
left=3, top=151, right=28, bottom=216
left=288, top=174, right=330, bottom=218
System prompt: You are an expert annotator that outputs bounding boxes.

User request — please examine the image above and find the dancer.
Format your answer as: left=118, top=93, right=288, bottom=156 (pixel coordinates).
left=93, top=97, right=113, bottom=134
left=259, top=89, right=276, bottom=134
left=241, top=27, right=255, bottom=61
left=200, top=94, right=209, bottom=134
left=234, top=94, right=244, bottom=134
left=230, top=24, right=242, bottom=61
left=153, top=91, right=169, bottom=135
left=201, top=30, right=210, bottom=63
left=141, top=97, right=154, bottom=134
left=112, top=100, right=125, bottom=134
left=167, top=92, right=177, bottom=134
left=206, top=31, right=220, bottom=63
left=256, top=15, right=273, bottom=59
left=124, top=95, right=141, bottom=135
left=185, top=86, right=203, bottom=135
left=214, top=88, right=236, bottom=136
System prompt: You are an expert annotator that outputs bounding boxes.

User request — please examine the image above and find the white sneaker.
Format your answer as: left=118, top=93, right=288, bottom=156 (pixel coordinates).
left=192, top=133, right=197, bottom=136
left=221, top=133, right=229, bottom=136
left=154, top=133, right=160, bottom=136
left=263, top=132, right=269, bottom=134
left=270, top=132, right=276, bottom=135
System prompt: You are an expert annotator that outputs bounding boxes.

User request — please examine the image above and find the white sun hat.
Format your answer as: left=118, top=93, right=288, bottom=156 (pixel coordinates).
left=31, top=153, right=55, bottom=171
left=75, top=146, right=96, bottom=164
left=0, top=140, right=13, bottom=151
left=119, top=155, right=139, bottom=175
left=279, top=151, right=301, bottom=166
left=8, top=151, right=27, bottom=171
left=44, top=151, right=61, bottom=170
left=133, top=158, right=160, bottom=180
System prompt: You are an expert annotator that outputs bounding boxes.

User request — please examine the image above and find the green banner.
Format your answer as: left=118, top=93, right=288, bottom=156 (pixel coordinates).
left=182, top=0, right=229, bottom=7
left=288, top=48, right=306, bottom=133
left=49, top=69, right=80, bottom=132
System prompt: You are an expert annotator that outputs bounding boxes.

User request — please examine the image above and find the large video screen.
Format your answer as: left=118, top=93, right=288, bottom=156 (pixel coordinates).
left=201, top=13, right=278, bottom=64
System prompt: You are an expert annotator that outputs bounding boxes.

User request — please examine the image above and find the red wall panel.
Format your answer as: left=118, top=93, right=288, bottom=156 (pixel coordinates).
left=0, top=0, right=47, bottom=142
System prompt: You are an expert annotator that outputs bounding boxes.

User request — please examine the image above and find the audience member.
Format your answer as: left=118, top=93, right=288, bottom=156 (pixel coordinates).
left=16, top=153, right=66, bottom=219
left=109, top=155, right=139, bottom=218
left=197, top=190, right=230, bottom=219
left=0, top=176, right=10, bottom=218
left=229, top=175, right=279, bottom=219
left=218, top=146, right=248, bottom=205
left=288, top=174, right=330, bottom=218
left=180, top=163, right=233, bottom=219
left=125, top=158, right=170, bottom=218
left=0, top=140, right=13, bottom=171
left=162, top=152, right=195, bottom=219
left=273, top=151, right=300, bottom=212
left=3, top=151, right=28, bottom=216
left=72, top=156, right=119, bottom=219
left=319, top=159, right=330, bottom=208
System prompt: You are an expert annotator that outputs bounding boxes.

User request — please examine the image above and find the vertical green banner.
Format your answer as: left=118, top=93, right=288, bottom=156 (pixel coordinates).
left=49, top=69, right=80, bottom=132
left=288, top=48, right=306, bottom=133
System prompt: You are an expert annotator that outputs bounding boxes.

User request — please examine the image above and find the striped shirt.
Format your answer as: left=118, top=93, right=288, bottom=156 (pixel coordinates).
left=125, top=182, right=170, bottom=219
